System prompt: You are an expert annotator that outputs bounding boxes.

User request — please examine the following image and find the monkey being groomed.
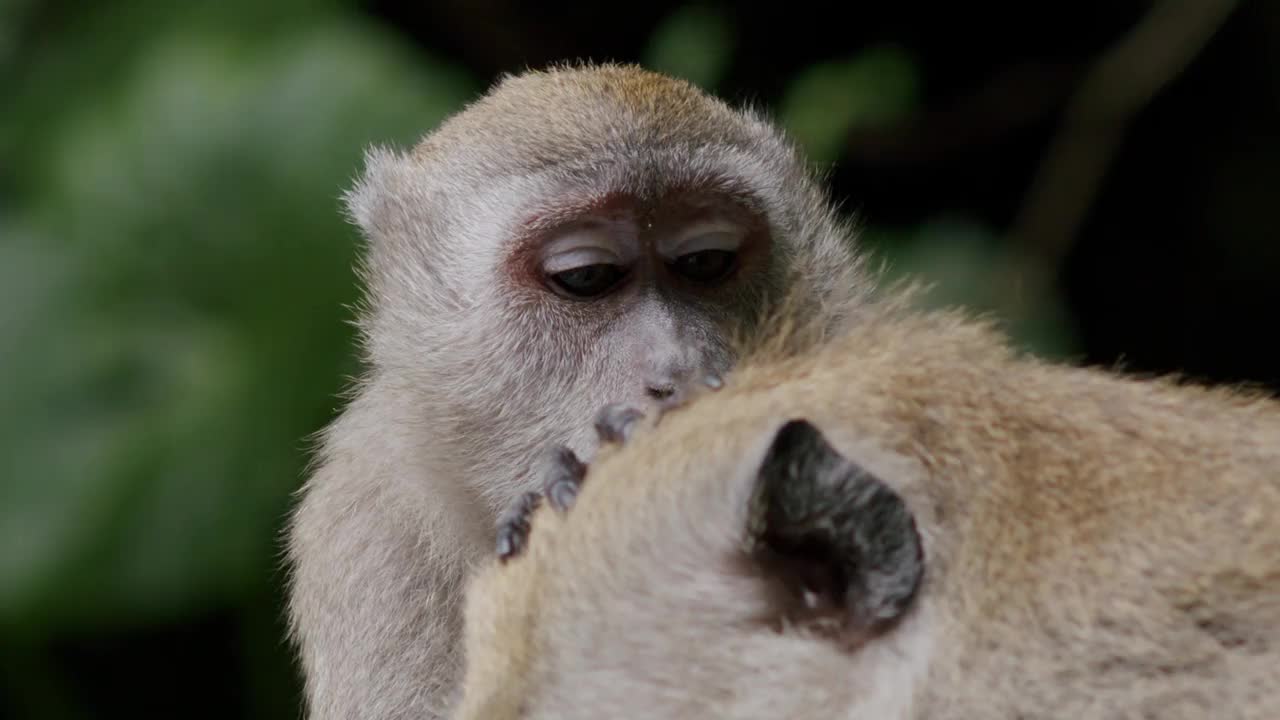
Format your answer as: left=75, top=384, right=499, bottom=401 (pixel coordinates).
left=285, top=63, right=872, bottom=719
left=457, top=296, right=1280, bottom=720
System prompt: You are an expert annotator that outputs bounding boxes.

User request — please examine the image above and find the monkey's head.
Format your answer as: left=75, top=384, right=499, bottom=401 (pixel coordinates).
left=454, top=304, right=1280, bottom=719
left=343, top=64, right=866, bottom=511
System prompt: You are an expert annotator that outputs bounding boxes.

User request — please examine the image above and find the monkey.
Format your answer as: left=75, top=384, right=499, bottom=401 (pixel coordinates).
left=455, top=295, right=1280, bottom=720
left=284, top=63, right=873, bottom=719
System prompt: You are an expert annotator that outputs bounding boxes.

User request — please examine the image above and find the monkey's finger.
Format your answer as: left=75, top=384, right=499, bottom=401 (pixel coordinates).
left=543, top=446, right=586, bottom=512
left=594, top=403, right=646, bottom=445
left=496, top=491, right=542, bottom=562
left=653, top=372, right=726, bottom=421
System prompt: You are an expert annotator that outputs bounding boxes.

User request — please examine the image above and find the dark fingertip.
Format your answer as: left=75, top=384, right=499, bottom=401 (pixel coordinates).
left=496, top=491, right=542, bottom=562
left=595, top=404, right=645, bottom=444
left=544, top=445, right=586, bottom=512
left=547, top=477, right=580, bottom=511
left=496, top=533, right=515, bottom=561
left=550, top=445, right=586, bottom=477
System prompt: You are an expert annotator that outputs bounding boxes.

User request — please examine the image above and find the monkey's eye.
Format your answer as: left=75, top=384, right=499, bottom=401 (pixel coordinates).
left=670, top=250, right=736, bottom=284
left=548, top=264, right=627, bottom=298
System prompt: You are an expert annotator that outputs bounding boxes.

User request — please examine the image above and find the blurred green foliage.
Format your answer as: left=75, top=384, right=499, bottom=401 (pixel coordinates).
left=0, top=1, right=1074, bottom=716
left=2, top=5, right=476, bottom=717
left=3, top=2, right=471, bottom=626
left=861, top=220, right=1079, bottom=359
left=780, top=46, right=920, bottom=166
left=643, top=5, right=736, bottom=90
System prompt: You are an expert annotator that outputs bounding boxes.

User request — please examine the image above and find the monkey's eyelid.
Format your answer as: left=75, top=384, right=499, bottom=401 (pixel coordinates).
left=540, top=219, right=639, bottom=252
left=541, top=248, right=628, bottom=274
left=666, top=249, right=738, bottom=284
left=659, top=223, right=746, bottom=257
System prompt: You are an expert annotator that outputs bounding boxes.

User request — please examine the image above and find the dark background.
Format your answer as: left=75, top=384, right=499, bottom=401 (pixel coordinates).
left=1, top=0, right=1276, bottom=717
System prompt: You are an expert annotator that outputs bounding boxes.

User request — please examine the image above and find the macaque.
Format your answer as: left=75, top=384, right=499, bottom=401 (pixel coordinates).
left=285, top=63, right=870, bottom=719
left=459, top=297, right=1280, bottom=719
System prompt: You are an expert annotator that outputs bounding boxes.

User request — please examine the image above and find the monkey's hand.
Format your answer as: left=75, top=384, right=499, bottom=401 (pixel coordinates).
left=494, top=443, right=586, bottom=564
left=494, top=374, right=724, bottom=562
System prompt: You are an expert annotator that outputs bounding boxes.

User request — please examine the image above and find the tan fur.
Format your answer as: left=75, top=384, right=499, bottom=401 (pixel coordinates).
left=286, top=63, right=868, bottom=720
left=456, top=300, right=1280, bottom=719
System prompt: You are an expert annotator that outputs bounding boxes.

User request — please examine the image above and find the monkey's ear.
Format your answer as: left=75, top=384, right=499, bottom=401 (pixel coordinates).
left=342, top=145, right=419, bottom=241
left=746, top=420, right=923, bottom=646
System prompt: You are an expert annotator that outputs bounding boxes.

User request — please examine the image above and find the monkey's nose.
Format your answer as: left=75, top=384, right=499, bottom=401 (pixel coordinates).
left=646, top=383, right=677, bottom=401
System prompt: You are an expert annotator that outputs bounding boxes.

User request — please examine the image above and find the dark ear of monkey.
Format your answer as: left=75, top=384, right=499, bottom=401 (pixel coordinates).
left=746, top=420, right=924, bottom=648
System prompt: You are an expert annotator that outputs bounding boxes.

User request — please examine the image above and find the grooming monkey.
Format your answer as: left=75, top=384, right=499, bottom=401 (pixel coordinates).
left=459, top=299, right=1280, bottom=719
left=285, top=63, right=871, bottom=719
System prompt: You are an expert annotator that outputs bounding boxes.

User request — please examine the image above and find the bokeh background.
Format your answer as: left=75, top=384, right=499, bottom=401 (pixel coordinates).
left=2, top=0, right=1276, bottom=717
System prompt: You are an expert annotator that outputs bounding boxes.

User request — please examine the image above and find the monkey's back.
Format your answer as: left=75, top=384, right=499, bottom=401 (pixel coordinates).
left=781, top=309, right=1280, bottom=717
left=457, top=301, right=1280, bottom=719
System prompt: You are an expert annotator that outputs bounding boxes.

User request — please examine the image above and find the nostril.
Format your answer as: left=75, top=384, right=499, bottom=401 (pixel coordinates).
left=646, top=384, right=676, bottom=400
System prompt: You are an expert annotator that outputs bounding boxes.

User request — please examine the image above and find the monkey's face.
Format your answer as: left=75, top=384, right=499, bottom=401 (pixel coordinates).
left=445, top=174, right=787, bottom=509
left=511, top=187, right=772, bottom=389
left=345, top=67, right=866, bottom=520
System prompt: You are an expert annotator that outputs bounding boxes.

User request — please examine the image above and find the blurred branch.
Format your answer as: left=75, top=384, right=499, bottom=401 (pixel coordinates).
left=844, top=61, right=1079, bottom=167
left=1007, top=0, right=1240, bottom=288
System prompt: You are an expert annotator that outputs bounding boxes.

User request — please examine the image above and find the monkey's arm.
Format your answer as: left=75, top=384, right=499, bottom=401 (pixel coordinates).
left=289, top=464, right=473, bottom=720
left=287, top=384, right=495, bottom=720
